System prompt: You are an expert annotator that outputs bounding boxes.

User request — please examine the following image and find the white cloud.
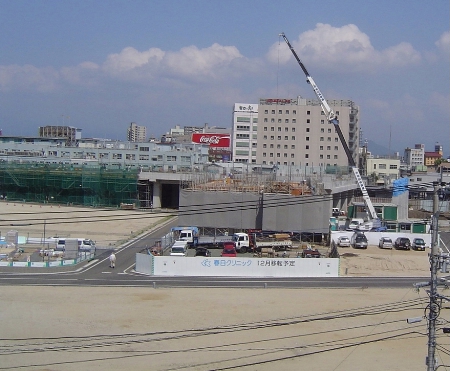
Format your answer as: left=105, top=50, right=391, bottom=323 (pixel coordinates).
left=435, top=31, right=450, bottom=53
left=103, top=47, right=165, bottom=73
left=0, top=64, right=58, bottom=92
left=268, top=23, right=421, bottom=71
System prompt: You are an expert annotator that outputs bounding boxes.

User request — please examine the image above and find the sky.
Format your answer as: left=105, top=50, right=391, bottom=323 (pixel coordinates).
left=0, top=0, right=448, bottom=156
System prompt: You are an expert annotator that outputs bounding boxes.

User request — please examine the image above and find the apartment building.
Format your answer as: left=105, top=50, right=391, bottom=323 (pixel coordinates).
left=404, top=144, right=425, bottom=170
left=231, top=103, right=258, bottom=163
left=127, top=122, right=147, bottom=142
left=255, top=97, right=359, bottom=168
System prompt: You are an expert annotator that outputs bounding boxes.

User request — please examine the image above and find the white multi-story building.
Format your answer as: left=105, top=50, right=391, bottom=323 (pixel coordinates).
left=231, top=103, right=258, bottom=163
left=127, top=122, right=147, bottom=142
left=404, top=144, right=425, bottom=170
left=255, top=97, right=359, bottom=169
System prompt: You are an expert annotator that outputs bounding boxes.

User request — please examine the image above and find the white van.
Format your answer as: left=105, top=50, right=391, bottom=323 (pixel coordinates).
left=55, top=238, right=95, bottom=252
left=170, top=240, right=188, bottom=256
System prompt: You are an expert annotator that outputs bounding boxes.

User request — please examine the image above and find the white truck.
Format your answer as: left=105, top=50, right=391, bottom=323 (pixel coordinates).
left=169, top=240, right=188, bottom=257
left=173, top=227, right=234, bottom=248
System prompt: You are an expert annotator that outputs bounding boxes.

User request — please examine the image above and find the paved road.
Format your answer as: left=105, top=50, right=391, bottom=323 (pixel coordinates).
left=0, top=216, right=429, bottom=288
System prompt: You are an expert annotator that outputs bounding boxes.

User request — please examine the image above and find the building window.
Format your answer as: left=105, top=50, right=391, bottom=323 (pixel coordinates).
left=284, top=144, right=288, bottom=149
left=285, top=127, right=289, bottom=132
left=320, top=137, right=324, bottom=141
left=271, top=127, right=274, bottom=131
left=270, top=136, right=274, bottom=140
left=320, top=146, right=323, bottom=150
left=278, top=119, right=282, bottom=123
left=292, top=127, right=296, bottom=132
left=263, top=144, right=267, bottom=148
left=271, top=118, right=275, bottom=123
left=336, top=111, right=339, bottom=115
left=291, top=145, right=295, bottom=149
left=270, top=144, right=274, bottom=148
left=321, top=120, right=325, bottom=124
left=283, top=135, right=288, bottom=140
left=307, top=111, right=311, bottom=115
left=277, top=144, right=281, bottom=149
left=327, top=155, right=330, bottom=159
left=334, top=146, right=338, bottom=150
left=263, top=135, right=267, bottom=140
left=285, top=110, right=289, bottom=114
left=278, top=127, right=281, bottom=131
left=390, top=164, right=398, bottom=169
left=305, top=154, right=309, bottom=158
left=264, top=118, right=268, bottom=123
left=291, top=154, right=294, bottom=158
left=306, top=128, right=310, bottom=132
left=307, top=119, right=310, bottom=123
left=285, top=119, right=289, bottom=123
left=263, top=152, right=266, bottom=157
left=277, top=153, right=280, bottom=158
left=321, top=128, right=324, bottom=133
left=334, top=155, right=338, bottom=159
left=264, top=127, right=267, bottom=131
left=306, top=137, right=310, bottom=141
left=335, top=138, right=339, bottom=142
left=327, top=137, right=331, bottom=141
left=327, top=146, right=331, bottom=150
left=320, top=154, right=323, bottom=159
left=292, top=119, right=296, bottom=123
left=284, top=153, right=287, bottom=157
left=264, top=110, right=268, bottom=114
left=270, top=153, right=273, bottom=157
left=306, top=145, right=309, bottom=149
left=291, top=136, right=295, bottom=140
left=278, top=110, right=282, bottom=114
left=277, top=136, right=281, bottom=140
left=271, top=110, right=275, bottom=114
left=379, top=164, right=387, bottom=169
left=293, top=110, right=297, bottom=114
left=328, top=128, right=332, bottom=133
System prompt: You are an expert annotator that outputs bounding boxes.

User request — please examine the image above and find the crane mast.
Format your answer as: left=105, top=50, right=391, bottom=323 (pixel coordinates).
left=279, top=33, right=381, bottom=228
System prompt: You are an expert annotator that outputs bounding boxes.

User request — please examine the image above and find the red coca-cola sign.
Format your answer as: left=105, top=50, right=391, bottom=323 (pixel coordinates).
left=191, top=133, right=230, bottom=147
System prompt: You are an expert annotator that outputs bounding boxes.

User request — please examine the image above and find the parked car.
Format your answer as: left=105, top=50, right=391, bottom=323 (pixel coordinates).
left=301, top=245, right=321, bottom=258
left=394, top=237, right=411, bottom=250
left=378, top=237, right=393, bottom=249
left=351, top=232, right=368, bottom=249
left=195, top=247, right=211, bottom=257
left=337, top=236, right=350, bottom=247
left=411, top=238, right=426, bottom=251
left=221, top=246, right=237, bottom=257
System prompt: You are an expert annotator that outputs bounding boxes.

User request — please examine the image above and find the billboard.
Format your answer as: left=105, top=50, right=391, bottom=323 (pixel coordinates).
left=191, top=133, right=230, bottom=147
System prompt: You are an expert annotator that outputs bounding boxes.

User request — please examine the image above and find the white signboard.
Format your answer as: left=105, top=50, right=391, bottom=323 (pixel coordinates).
left=136, top=254, right=339, bottom=277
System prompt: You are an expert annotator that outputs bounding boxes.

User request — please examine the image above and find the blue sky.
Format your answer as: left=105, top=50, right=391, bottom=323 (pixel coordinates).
left=0, top=0, right=448, bottom=155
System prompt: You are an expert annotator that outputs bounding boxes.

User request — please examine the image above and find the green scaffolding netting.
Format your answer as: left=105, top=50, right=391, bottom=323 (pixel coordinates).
left=0, top=163, right=139, bottom=207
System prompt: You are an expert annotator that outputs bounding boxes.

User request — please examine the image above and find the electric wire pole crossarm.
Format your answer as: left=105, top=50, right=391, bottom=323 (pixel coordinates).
left=279, top=32, right=380, bottom=227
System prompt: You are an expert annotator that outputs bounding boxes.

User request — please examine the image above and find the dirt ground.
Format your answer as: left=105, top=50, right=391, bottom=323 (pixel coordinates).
left=0, top=201, right=442, bottom=370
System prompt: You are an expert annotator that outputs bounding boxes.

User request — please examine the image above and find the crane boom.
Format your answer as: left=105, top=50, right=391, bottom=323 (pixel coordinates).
left=279, top=33, right=381, bottom=228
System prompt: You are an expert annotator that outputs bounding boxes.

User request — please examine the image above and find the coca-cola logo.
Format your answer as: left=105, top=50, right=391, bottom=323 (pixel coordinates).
left=199, top=135, right=221, bottom=144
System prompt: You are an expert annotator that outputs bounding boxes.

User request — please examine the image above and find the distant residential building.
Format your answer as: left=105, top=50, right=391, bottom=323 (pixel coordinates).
left=404, top=144, right=425, bottom=170
left=232, top=103, right=258, bottom=163
left=38, top=126, right=81, bottom=146
left=255, top=97, right=359, bottom=168
left=127, top=122, right=147, bottom=142
left=424, top=151, right=442, bottom=166
left=366, top=156, right=400, bottom=185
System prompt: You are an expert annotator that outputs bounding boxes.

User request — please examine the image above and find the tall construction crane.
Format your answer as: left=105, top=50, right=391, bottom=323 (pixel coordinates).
left=279, top=32, right=381, bottom=230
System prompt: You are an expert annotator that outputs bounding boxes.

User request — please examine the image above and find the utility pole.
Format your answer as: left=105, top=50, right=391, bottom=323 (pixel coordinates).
left=426, top=181, right=440, bottom=370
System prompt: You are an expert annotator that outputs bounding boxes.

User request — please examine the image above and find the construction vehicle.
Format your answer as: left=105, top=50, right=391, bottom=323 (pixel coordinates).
left=171, top=227, right=234, bottom=248
left=279, top=33, right=382, bottom=230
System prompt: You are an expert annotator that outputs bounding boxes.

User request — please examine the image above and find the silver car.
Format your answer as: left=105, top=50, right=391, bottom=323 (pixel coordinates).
left=378, top=237, right=393, bottom=249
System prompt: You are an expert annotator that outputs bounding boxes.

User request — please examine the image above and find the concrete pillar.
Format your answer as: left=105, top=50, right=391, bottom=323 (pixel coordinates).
left=152, top=181, right=162, bottom=208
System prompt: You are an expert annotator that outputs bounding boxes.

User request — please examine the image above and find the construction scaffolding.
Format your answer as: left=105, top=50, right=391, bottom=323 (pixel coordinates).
left=0, top=163, right=139, bottom=207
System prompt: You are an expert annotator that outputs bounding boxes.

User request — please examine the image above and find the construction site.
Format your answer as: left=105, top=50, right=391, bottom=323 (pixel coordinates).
left=0, top=162, right=139, bottom=208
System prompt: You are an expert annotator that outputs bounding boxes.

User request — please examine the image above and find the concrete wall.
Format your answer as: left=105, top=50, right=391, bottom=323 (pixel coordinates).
left=179, top=189, right=332, bottom=233
left=136, top=253, right=339, bottom=277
